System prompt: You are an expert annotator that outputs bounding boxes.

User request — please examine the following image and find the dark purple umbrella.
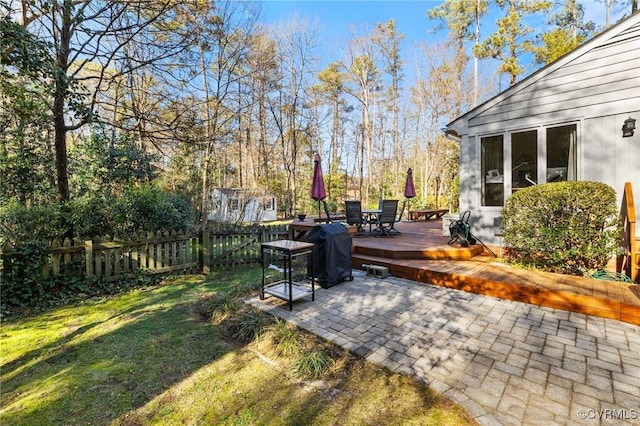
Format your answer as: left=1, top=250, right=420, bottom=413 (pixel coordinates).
left=404, top=168, right=416, bottom=221
left=404, top=168, right=416, bottom=198
left=311, top=153, right=326, bottom=218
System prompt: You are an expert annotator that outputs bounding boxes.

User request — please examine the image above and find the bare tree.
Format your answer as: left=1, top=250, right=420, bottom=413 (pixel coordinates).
left=428, top=0, right=488, bottom=108
left=244, top=30, right=280, bottom=190
left=190, top=1, right=257, bottom=223
left=311, top=62, right=347, bottom=199
left=372, top=19, right=405, bottom=195
left=17, top=0, right=190, bottom=209
left=341, top=32, right=380, bottom=205
left=267, top=16, right=317, bottom=217
left=410, top=41, right=474, bottom=205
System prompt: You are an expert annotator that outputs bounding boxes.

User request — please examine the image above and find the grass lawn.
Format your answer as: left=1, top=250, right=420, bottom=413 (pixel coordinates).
left=1, top=269, right=476, bottom=425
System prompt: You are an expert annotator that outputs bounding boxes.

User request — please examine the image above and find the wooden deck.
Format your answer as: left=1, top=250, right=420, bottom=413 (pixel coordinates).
left=350, top=220, right=640, bottom=326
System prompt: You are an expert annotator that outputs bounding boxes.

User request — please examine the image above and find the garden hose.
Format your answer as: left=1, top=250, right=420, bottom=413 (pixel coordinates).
left=590, top=270, right=633, bottom=283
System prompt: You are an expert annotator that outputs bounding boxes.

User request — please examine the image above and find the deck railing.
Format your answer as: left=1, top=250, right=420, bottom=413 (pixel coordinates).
left=617, top=182, right=638, bottom=282
left=1, top=224, right=290, bottom=284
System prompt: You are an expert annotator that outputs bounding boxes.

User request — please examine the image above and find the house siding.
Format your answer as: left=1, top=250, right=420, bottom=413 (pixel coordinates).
left=469, top=32, right=639, bottom=133
left=209, top=189, right=278, bottom=223
left=452, top=14, right=640, bottom=246
left=583, top=114, right=640, bottom=190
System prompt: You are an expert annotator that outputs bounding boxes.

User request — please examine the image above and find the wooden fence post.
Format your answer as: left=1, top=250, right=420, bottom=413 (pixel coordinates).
left=50, top=239, right=61, bottom=277
left=202, top=226, right=211, bottom=275
left=63, top=238, right=72, bottom=276
left=85, top=240, right=93, bottom=281
left=2, top=224, right=292, bottom=285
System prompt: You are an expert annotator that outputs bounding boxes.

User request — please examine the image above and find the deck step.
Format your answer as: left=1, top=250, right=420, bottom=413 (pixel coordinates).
left=353, top=244, right=484, bottom=261
left=349, top=220, right=640, bottom=325
left=352, top=254, right=640, bottom=326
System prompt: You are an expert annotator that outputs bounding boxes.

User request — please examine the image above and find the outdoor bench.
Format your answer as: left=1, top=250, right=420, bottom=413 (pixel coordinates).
left=408, top=208, right=449, bottom=221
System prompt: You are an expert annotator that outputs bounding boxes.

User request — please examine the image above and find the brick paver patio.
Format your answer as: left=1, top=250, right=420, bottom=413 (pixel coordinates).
left=247, top=270, right=640, bottom=426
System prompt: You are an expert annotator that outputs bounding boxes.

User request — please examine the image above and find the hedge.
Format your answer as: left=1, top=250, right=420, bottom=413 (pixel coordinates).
left=502, top=181, right=619, bottom=275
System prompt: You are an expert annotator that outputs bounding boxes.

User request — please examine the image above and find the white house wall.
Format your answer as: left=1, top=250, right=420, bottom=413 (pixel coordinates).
left=468, top=34, right=639, bottom=133
left=456, top=15, right=640, bottom=246
left=208, top=189, right=278, bottom=223
left=460, top=135, right=478, bottom=222
left=583, top=114, right=640, bottom=193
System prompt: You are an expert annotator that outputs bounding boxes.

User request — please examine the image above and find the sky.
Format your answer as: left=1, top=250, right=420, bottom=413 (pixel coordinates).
left=255, top=0, right=625, bottom=94
left=258, top=1, right=457, bottom=68
left=257, top=0, right=621, bottom=48
left=259, top=0, right=446, bottom=49
left=250, top=0, right=630, bottom=171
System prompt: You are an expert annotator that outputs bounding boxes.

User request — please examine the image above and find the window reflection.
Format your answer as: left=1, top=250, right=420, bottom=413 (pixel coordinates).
left=512, top=130, right=537, bottom=190
left=482, top=135, right=504, bottom=206
left=547, top=124, right=577, bottom=182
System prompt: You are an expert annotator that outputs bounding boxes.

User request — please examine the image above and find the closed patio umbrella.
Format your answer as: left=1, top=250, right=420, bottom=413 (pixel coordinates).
left=404, top=168, right=416, bottom=198
left=404, top=168, right=416, bottom=221
left=311, top=153, right=327, bottom=218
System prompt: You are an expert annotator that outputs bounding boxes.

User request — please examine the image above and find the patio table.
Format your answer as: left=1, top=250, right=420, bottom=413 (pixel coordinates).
left=362, top=208, right=382, bottom=233
left=289, top=218, right=358, bottom=240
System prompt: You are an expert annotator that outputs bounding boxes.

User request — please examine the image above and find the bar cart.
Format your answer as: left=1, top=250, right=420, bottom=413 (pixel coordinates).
left=260, top=240, right=315, bottom=310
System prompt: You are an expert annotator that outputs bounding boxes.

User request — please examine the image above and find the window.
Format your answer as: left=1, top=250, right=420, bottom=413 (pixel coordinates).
left=230, top=198, right=239, bottom=211
left=479, top=123, right=577, bottom=208
left=481, top=135, right=504, bottom=206
left=512, top=130, right=537, bottom=189
left=263, top=197, right=274, bottom=211
left=547, top=124, right=576, bottom=182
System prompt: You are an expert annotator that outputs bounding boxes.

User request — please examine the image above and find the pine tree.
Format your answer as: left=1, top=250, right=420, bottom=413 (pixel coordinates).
left=474, top=0, right=552, bottom=86
left=534, top=0, right=595, bottom=65
left=428, top=0, right=489, bottom=106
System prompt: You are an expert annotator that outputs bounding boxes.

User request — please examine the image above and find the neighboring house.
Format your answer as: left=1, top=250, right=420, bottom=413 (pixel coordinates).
left=445, top=12, right=640, bottom=246
left=208, top=188, right=277, bottom=223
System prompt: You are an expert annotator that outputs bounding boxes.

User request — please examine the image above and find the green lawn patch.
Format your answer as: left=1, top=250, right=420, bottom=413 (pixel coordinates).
left=1, top=270, right=476, bottom=425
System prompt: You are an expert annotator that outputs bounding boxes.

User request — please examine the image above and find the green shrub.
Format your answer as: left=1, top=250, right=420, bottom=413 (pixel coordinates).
left=203, top=292, right=241, bottom=323
left=502, top=181, right=619, bottom=275
left=0, top=199, right=65, bottom=246
left=229, top=307, right=270, bottom=342
left=267, top=318, right=302, bottom=356
left=293, top=350, right=334, bottom=379
left=68, top=193, right=113, bottom=238
left=228, top=279, right=262, bottom=298
left=112, top=184, right=193, bottom=236
left=0, top=241, right=53, bottom=306
left=2, top=187, right=193, bottom=244
left=67, top=184, right=194, bottom=238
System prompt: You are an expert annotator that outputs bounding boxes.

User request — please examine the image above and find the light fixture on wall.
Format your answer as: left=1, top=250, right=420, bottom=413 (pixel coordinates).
left=622, top=117, right=636, bottom=137
left=441, top=128, right=462, bottom=142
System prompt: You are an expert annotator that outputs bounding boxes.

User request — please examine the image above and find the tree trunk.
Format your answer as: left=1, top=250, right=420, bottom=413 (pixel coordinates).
left=53, top=96, right=69, bottom=203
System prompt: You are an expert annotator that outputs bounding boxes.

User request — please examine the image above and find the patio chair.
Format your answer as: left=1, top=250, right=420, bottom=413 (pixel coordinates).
left=389, top=199, right=406, bottom=235
left=345, top=200, right=366, bottom=234
left=324, top=200, right=333, bottom=221
left=313, top=200, right=347, bottom=223
left=313, top=200, right=333, bottom=223
left=375, top=199, right=399, bottom=237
